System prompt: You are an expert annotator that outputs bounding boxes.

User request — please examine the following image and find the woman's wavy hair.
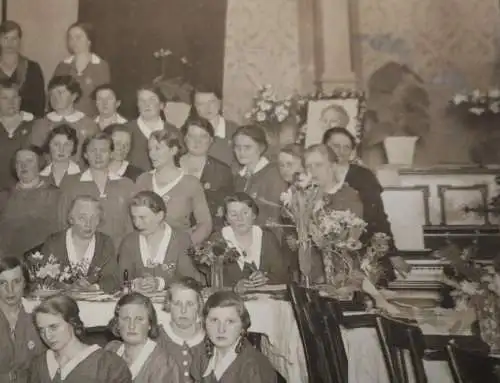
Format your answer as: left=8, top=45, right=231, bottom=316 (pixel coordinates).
left=163, top=276, right=204, bottom=316
left=67, top=22, right=96, bottom=49
left=223, top=192, right=259, bottom=222
left=130, top=190, right=167, bottom=217
left=108, top=292, right=160, bottom=340
left=43, top=124, right=79, bottom=156
left=33, top=294, right=86, bottom=341
left=48, top=75, right=82, bottom=104
left=0, top=256, right=31, bottom=295
left=11, top=144, right=46, bottom=180
left=304, top=143, right=339, bottom=164
left=203, top=291, right=251, bottom=356
left=150, top=128, right=186, bottom=167
left=180, top=117, right=215, bottom=139
left=322, top=127, right=357, bottom=149
left=232, top=124, right=268, bottom=155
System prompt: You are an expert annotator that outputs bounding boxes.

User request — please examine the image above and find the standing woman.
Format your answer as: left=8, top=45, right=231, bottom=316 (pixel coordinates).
left=29, top=294, right=132, bottom=383
left=0, top=21, right=45, bottom=118
left=52, top=22, right=110, bottom=117
left=0, top=257, right=45, bottom=383
left=135, top=129, right=212, bottom=245
left=179, top=118, right=233, bottom=230
left=125, top=85, right=176, bottom=172
left=39, top=124, right=80, bottom=187
left=233, top=125, right=287, bottom=230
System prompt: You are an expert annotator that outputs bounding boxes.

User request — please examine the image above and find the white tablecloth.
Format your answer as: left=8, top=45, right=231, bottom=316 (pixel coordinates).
left=24, top=297, right=308, bottom=383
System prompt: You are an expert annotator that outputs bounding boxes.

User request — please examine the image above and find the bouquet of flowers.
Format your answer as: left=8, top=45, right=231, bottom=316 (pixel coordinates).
left=28, top=252, right=70, bottom=291
left=361, top=233, right=392, bottom=284
left=434, top=243, right=500, bottom=351
left=189, top=233, right=240, bottom=288
left=280, top=172, right=321, bottom=282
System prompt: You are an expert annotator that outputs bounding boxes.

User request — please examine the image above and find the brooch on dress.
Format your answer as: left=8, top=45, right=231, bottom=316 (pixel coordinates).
left=27, top=340, right=35, bottom=350
left=204, top=182, right=211, bottom=190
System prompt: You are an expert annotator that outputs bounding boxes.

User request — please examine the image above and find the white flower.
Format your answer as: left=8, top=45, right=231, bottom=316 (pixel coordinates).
left=295, top=172, right=312, bottom=189
left=471, top=89, right=482, bottom=100
left=489, top=89, right=500, bottom=98
left=276, top=113, right=287, bottom=122
left=490, top=102, right=500, bottom=114
left=469, top=107, right=485, bottom=115
left=280, top=189, right=293, bottom=207
left=460, top=281, right=479, bottom=295
left=256, top=111, right=266, bottom=122
left=244, top=112, right=252, bottom=119
left=452, top=94, right=468, bottom=105
left=258, top=101, right=272, bottom=111
left=31, top=251, right=44, bottom=260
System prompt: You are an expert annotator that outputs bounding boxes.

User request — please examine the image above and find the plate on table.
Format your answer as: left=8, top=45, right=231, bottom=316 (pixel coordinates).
left=30, top=289, right=62, bottom=299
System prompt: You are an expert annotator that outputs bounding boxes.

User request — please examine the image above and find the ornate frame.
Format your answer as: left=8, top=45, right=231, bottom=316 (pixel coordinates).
left=437, top=184, right=490, bottom=226
left=382, top=185, right=431, bottom=226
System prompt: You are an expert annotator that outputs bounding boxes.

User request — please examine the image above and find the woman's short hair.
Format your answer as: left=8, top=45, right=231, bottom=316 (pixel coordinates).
left=0, top=79, right=20, bottom=93
left=180, top=117, right=215, bottom=139
left=320, top=104, right=350, bottom=129
left=163, top=276, right=204, bottom=314
left=304, top=143, right=339, bottom=164
left=91, top=83, right=120, bottom=101
left=68, top=195, right=103, bottom=225
left=108, top=292, right=160, bottom=340
left=82, top=132, right=114, bottom=157
left=0, top=256, right=30, bottom=294
left=0, top=20, right=22, bottom=38
left=193, top=84, right=222, bottom=102
left=67, top=22, right=95, bottom=47
left=130, top=190, right=167, bottom=216
left=33, top=294, right=86, bottom=340
left=103, top=123, right=132, bottom=139
left=12, top=144, right=46, bottom=179
left=203, top=291, right=251, bottom=331
left=48, top=75, right=82, bottom=103
left=279, top=143, right=304, bottom=163
left=150, top=128, right=186, bottom=167
left=322, top=127, right=357, bottom=149
left=43, top=124, right=79, bottom=156
left=232, top=125, right=268, bottom=155
left=223, top=192, right=259, bottom=219
left=137, top=84, right=167, bottom=104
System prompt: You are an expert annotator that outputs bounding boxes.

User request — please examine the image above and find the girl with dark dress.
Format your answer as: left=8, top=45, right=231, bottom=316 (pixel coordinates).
left=0, top=257, right=45, bottom=383
left=0, top=81, right=35, bottom=190
left=179, top=117, right=233, bottom=231
left=106, top=293, right=181, bottom=383
left=52, top=22, right=110, bottom=117
left=191, top=291, right=276, bottom=383
left=93, top=84, right=127, bottom=130
left=29, top=294, right=132, bottom=383
left=104, top=124, right=143, bottom=182
left=158, top=277, right=206, bottom=382
left=0, top=21, right=45, bottom=118
left=39, top=124, right=81, bottom=187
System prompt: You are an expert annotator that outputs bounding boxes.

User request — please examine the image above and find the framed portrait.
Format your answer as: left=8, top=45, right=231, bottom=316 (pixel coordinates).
left=304, top=91, right=365, bottom=148
left=437, top=184, right=490, bottom=226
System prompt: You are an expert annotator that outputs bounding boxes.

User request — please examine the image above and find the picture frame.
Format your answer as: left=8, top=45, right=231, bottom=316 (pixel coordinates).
left=304, top=90, right=366, bottom=148
left=437, top=184, right=490, bottom=226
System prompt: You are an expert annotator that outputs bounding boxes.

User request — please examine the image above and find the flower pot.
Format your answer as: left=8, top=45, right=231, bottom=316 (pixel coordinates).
left=383, top=136, right=419, bottom=165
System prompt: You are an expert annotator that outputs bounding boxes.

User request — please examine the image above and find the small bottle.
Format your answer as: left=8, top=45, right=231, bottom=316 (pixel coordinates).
left=122, top=269, right=131, bottom=294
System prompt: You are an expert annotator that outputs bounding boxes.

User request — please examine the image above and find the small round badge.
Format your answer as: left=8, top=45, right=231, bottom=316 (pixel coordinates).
left=204, top=182, right=211, bottom=190
left=27, top=340, right=35, bottom=350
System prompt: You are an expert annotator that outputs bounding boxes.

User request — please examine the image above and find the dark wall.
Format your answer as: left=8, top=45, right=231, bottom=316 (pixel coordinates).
left=79, top=0, right=227, bottom=118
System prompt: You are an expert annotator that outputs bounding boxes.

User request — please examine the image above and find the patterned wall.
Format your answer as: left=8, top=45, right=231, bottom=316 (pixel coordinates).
left=223, top=0, right=302, bottom=123
left=223, top=0, right=500, bottom=165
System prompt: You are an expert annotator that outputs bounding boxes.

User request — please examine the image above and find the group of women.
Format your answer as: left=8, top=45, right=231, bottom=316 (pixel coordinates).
left=0, top=258, right=276, bottom=382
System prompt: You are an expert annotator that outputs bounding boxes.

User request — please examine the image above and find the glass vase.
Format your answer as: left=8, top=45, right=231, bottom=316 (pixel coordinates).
left=476, top=292, right=500, bottom=353
left=210, top=259, right=225, bottom=291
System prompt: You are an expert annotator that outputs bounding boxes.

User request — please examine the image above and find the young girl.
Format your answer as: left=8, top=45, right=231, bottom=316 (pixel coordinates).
left=192, top=291, right=276, bottom=383
left=158, top=277, right=206, bottom=382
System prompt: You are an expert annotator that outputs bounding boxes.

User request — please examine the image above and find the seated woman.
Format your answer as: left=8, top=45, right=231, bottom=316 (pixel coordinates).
left=0, top=81, right=36, bottom=190
left=104, top=124, right=143, bottom=181
left=219, top=192, right=288, bottom=290
left=179, top=117, right=233, bottom=230
left=0, top=145, right=61, bottom=256
left=135, top=129, right=212, bottom=245
left=125, top=85, right=176, bottom=171
left=118, top=191, right=203, bottom=294
left=41, top=195, right=120, bottom=293
left=232, top=125, right=287, bottom=232
left=59, top=132, right=134, bottom=249
left=106, top=292, right=180, bottom=382
left=158, top=277, right=206, bottom=382
left=29, top=75, right=99, bottom=162
left=93, top=84, right=127, bottom=130
left=191, top=291, right=276, bottom=383
left=40, top=124, right=80, bottom=187
left=52, top=22, right=110, bottom=117
left=0, top=257, right=45, bottom=383
left=29, top=294, right=132, bottom=382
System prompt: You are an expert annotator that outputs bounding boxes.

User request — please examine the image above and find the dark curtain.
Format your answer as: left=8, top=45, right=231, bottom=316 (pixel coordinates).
left=78, top=0, right=228, bottom=118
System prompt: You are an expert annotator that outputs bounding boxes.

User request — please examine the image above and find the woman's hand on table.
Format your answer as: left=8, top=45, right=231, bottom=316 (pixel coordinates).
left=234, top=271, right=269, bottom=293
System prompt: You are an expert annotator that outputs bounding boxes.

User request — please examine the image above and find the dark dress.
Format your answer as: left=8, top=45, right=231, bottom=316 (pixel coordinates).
left=207, top=118, right=238, bottom=168
left=41, top=230, right=120, bottom=293
left=122, top=163, right=144, bottom=182
left=199, top=156, right=233, bottom=230
left=220, top=226, right=288, bottom=287
left=28, top=346, right=132, bottom=383
left=0, top=56, right=45, bottom=118
left=190, top=340, right=276, bottom=383
left=0, top=307, right=45, bottom=383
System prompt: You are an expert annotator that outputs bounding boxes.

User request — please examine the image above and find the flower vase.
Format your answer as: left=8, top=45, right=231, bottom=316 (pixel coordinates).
left=298, top=241, right=312, bottom=287
left=210, top=259, right=225, bottom=291
left=476, top=293, right=500, bottom=353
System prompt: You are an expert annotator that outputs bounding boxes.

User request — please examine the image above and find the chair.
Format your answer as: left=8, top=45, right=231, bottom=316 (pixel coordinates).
left=246, top=331, right=287, bottom=383
left=446, top=341, right=500, bottom=383
left=288, top=282, right=334, bottom=383
left=375, top=315, right=428, bottom=383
